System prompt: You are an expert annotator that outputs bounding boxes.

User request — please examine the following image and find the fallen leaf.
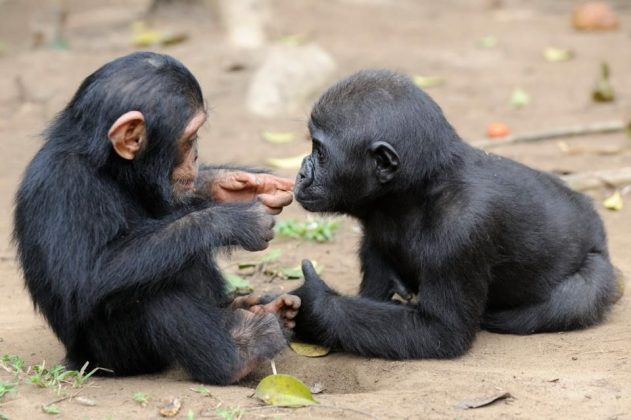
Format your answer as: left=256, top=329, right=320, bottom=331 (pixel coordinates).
left=260, top=248, right=283, bottom=263
left=572, top=1, right=618, bottom=31
left=224, top=273, right=253, bottom=295
left=42, top=404, right=61, bottom=415
left=457, top=392, right=512, bottom=409
left=131, top=21, right=188, bottom=47
left=413, top=75, right=445, bottom=89
left=255, top=374, right=318, bottom=407
left=75, top=396, right=96, bottom=406
left=478, top=35, right=498, bottom=48
left=603, top=191, right=623, bottom=211
left=592, top=63, right=615, bottom=102
left=265, top=152, right=309, bottom=170
left=277, top=34, right=306, bottom=46
left=161, top=33, right=189, bottom=46
left=486, top=122, right=510, bottom=139
left=279, top=261, right=322, bottom=279
left=290, top=342, right=330, bottom=357
left=543, top=47, right=574, bottom=62
left=159, top=398, right=182, bottom=417
left=510, top=88, right=530, bottom=109
left=262, top=131, right=296, bottom=144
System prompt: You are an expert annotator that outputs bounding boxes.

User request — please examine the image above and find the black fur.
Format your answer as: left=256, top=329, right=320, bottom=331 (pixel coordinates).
left=13, top=52, right=281, bottom=384
left=292, top=69, right=619, bottom=359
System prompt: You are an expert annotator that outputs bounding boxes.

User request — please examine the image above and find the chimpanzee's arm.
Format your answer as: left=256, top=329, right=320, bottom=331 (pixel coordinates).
left=292, top=261, right=486, bottom=359
left=86, top=202, right=273, bottom=313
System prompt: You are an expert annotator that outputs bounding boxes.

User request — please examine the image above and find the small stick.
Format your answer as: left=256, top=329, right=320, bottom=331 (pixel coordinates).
left=560, top=167, right=631, bottom=191
left=270, top=359, right=277, bottom=375
left=42, top=388, right=84, bottom=409
left=474, top=121, right=627, bottom=149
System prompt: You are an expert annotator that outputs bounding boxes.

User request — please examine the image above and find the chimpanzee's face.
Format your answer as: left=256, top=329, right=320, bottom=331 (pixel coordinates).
left=171, top=111, right=205, bottom=200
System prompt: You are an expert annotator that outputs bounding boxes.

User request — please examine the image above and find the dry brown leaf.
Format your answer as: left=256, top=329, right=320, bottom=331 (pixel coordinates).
left=457, top=391, right=512, bottom=409
left=159, top=398, right=182, bottom=417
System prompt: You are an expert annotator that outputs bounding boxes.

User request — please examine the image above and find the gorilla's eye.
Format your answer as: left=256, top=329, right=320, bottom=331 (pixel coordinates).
left=313, top=142, right=325, bottom=164
left=316, top=147, right=324, bottom=163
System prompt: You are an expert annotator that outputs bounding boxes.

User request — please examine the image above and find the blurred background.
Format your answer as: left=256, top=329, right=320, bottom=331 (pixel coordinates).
left=0, top=1, right=630, bottom=418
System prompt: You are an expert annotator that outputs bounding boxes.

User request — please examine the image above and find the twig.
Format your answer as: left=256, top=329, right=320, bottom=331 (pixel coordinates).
left=43, top=388, right=83, bottom=408
left=560, top=167, right=631, bottom=191
left=474, top=121, right=627, bottom=149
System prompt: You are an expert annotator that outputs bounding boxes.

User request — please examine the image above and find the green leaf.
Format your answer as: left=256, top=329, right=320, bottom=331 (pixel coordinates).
left=280, top=261, right=322, bottom=279
left=0, top=411, right=9, bottom=420
left=224, top=273, right=253, bottom=294
left=510, top=88, right=530, bottom=109
left=260, top=249, right=283, bottom=263
left=277, top=34, right=306, bottom=46
left=255, top=374, right=318, bottom=407
left=261, top=131, right=296, bottom=144
left=280, top=265, right=303, bottom=279
left=0, top=382, right=17, bottom=399
left=42, top=404, right=60, bottom=415
left=478, top=35, right=497, bottom=48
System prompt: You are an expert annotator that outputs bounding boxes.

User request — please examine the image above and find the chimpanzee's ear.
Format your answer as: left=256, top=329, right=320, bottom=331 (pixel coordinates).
left=108, top=111, right=146, bottom=160
left=369, top=141, right=400, bottom=184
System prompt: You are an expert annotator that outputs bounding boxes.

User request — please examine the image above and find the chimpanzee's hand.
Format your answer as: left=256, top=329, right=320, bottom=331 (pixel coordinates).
left=233, top=294, right=301, bottom=329
left=237, top=203, right=276, bottom=251
left=209, top=171, right=294, bottom=215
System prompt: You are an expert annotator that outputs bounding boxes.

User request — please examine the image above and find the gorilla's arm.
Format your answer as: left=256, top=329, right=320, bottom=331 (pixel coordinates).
left=359, top=240, right=414, bottom=301
left=292, top=261, right=486, bottom=359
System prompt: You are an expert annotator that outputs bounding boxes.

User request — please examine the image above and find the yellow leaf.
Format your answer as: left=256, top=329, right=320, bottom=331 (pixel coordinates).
left=131, top=21, right=188, bottom=47
left=290, top=341, right=330, bottom=357
left=265, top=152, right=309, bottom=169
left=603, top=191, right=623, bottom=211
left=543, top=47, right=574, bottom=62
left=261, top=131, right=296, bottom=144
left=413, top=75, right=445, bottom=89
left=255, top=374, right=318, bottom=407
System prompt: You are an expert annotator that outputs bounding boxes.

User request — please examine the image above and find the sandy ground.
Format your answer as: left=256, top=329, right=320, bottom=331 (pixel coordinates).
left=0, top=0, right=630, bottom=418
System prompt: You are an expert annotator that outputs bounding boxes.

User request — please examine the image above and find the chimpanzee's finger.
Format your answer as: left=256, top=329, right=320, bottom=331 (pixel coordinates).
left=283, top=310, right=298, bottom=320
left=281, top=294, right=301, bottom=309
left=258, top=191, right=294, bottom=209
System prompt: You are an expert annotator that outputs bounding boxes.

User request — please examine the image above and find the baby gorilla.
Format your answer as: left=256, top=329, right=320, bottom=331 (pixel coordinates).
left=291, top=69, right=621, bottom=359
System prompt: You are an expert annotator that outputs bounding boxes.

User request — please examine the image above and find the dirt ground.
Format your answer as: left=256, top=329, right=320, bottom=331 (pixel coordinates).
left=0, top=0, right=630, bottom=418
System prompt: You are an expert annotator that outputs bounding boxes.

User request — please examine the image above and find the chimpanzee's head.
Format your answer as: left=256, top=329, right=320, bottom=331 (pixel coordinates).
left=49, top=52, right=206, bottom=209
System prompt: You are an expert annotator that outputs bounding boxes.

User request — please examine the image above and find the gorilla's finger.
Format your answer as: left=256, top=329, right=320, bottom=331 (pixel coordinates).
left=301, top=259, right=321, bottom=282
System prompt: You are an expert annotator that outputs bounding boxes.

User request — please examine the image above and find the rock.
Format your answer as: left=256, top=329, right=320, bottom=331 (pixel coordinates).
left=246, top=44, right=336, bottom=117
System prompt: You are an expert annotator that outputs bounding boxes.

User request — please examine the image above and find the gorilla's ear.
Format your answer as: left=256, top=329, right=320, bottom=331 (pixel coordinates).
left=369, top=141, right=400, bottom=184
